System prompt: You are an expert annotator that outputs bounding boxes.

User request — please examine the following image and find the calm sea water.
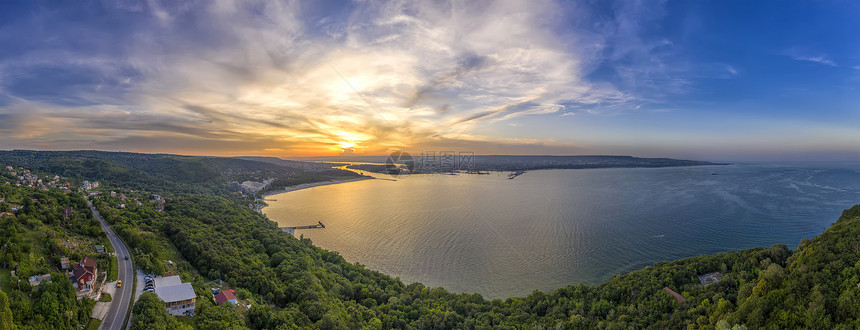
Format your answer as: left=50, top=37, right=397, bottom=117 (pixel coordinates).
left=263, top=163, right=860, bottom=298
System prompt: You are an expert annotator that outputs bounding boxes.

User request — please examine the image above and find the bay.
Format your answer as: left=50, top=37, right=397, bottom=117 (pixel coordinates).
left=263, top=163, right=860, bottom=298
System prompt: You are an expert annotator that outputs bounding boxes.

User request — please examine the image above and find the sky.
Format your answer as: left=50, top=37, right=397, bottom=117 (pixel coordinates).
left=0, top=0, right=859, bottom=161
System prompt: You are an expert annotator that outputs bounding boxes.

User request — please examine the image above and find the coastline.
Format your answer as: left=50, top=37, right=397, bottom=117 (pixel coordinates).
left=261, top=177, right=374, bottom=199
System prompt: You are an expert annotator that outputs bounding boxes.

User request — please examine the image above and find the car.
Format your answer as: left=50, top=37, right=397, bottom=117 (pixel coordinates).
left=124, top=256, right=129, bottom=260
left=116, top=280, right=122, bottom=288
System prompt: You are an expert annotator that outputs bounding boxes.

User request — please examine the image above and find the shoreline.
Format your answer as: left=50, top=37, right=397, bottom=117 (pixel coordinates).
left=261, top=177, right=374, bottom=199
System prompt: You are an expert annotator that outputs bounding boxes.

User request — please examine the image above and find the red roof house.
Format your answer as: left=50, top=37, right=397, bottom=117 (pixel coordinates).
left=663, top=287, right=687, bottom=303
left=71, top=257, right=98, bottom=291
left=214, top=289, right=237, bottom=306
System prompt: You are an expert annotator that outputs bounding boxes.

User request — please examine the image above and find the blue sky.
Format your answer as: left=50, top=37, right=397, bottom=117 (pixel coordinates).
left=0, top=0, right=858, bottom=160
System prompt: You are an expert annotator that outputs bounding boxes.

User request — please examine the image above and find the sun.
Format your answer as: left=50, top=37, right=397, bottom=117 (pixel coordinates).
left=339, top=142, right=356, bottom=149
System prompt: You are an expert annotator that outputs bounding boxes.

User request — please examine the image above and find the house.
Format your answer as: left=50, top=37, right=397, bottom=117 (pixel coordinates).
left=214, top=289, right=237, bottom=306
left=0, top=212, right=13, bottom=218
left=60, top=256, right=70, bottom=269
left=28, top=274, right=51, bottom=287
left=153, top=275, right=197, bottom=315
left=9, top=204, right=21, bottom=211
left=63, top=206, right=74, bottom=220
left=71, top=257, right=98, bottom=291
left=663, top=287, right=687, bottom=303
left=94, top=245, right=106, bottom=253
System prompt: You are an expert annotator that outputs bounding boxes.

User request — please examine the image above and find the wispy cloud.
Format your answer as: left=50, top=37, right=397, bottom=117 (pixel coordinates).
left=0, top=0, right=677, bottom=156
left=791, top=55, right=839, bottom=67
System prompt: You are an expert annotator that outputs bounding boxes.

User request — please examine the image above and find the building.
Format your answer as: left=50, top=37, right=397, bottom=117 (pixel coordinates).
left=663, top=287, right=687, bottom=303
left=154, top=275, right=197, bottom=315
left=28, top=274, right=51, bottom=287
left=214, top=289, right=237, bottom=306
left=60, top=256, right=70, bottom=269
left=72, top=257, right=98, bottom=291
left=63, top=206, right=73, bottom=220
left=94, top=245, right=106, bottom=253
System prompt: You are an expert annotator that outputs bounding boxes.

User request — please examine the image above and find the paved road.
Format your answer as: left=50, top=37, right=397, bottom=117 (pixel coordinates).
left=88, top=200, right=134, bottom=330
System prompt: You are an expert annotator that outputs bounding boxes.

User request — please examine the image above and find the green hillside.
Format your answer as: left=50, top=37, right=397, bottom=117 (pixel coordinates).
left=0, top=150, right=361, bottom=195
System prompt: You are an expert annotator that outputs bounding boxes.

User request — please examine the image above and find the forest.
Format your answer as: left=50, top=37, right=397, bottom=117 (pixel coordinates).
left=2, top=152, right=860, bottom=329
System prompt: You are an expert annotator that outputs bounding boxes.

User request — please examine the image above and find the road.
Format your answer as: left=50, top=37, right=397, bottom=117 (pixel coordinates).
left=88, top=200, right=134, bottom=330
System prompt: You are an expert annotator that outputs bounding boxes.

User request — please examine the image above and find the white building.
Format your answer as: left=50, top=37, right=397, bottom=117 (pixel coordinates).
left=154, top=275, right=197, bottom=316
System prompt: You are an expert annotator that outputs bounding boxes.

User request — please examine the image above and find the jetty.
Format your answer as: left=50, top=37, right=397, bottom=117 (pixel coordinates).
left=507, top=171, right=526, bottom=179
left=281, top=221, right=325, bottom=235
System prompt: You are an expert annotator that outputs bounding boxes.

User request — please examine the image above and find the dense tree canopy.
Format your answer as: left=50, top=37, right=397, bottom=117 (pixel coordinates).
left=131, top=292, right=192, bottom=330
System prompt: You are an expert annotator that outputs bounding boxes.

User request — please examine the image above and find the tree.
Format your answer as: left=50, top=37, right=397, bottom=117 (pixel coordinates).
left=195, top=303, right=246, bottom=330
left=0, top=291, right=14, bottom=330
left=131, top=292, right=190, bottom=330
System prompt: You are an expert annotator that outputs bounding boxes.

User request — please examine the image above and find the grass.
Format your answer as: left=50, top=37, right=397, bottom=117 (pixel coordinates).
left=85, top=318, right=102, bottom=330
left=0, top=268, right=12, bottom=294
left=100, top=293, right=112, bottom=302
left=108, top=255, right=118, bottom=281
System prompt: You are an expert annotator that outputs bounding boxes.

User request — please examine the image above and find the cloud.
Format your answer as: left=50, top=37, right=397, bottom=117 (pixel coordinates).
left=0, top=0, right=670, bottom=156
left=792, top=55, right=838, bottom=67
left=726, top=65, right=738, bottom=76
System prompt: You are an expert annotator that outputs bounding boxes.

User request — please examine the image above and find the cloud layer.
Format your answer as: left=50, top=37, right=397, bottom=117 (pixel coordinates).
left=1, top=0, right=858, bottom=160
left=0, top=0, right=649, bottom=156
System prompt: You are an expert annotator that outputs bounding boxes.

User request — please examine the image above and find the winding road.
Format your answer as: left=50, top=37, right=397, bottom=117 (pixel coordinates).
left=88, top=200, right=134, bottom=330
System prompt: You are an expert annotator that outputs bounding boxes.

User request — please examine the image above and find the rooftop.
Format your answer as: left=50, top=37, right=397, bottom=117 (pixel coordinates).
left=155, top=282, right=196, bottom=303
left=214, top=290, right=236, bottom=305
left=154, top=275, right=182, bottom=288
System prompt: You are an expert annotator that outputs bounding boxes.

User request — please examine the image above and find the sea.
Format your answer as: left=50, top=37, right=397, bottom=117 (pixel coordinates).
left=263, top=162, right=860, bottom=298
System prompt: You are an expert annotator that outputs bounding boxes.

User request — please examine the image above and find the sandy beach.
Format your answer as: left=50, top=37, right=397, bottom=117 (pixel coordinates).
left=262, top=177, right=374, bottom=199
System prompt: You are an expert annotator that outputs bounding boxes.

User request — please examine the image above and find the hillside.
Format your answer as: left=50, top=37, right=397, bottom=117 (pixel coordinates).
left=0, top=174, right=112, bottom=329
left=0, top=150, right=362, bottom=195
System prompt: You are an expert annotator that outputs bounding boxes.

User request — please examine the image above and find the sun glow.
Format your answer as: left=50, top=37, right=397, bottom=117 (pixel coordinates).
left=339, top=142, right=356, bottom=149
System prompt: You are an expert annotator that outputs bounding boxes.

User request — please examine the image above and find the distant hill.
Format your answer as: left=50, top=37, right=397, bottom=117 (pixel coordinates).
left=304, top=154, right=726, bottom=173
left=0, top=150, right=360, bottom=194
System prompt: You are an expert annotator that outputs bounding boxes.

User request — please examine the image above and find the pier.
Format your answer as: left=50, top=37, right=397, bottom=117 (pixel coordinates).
left=281, top=221, right=325, bottom=235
